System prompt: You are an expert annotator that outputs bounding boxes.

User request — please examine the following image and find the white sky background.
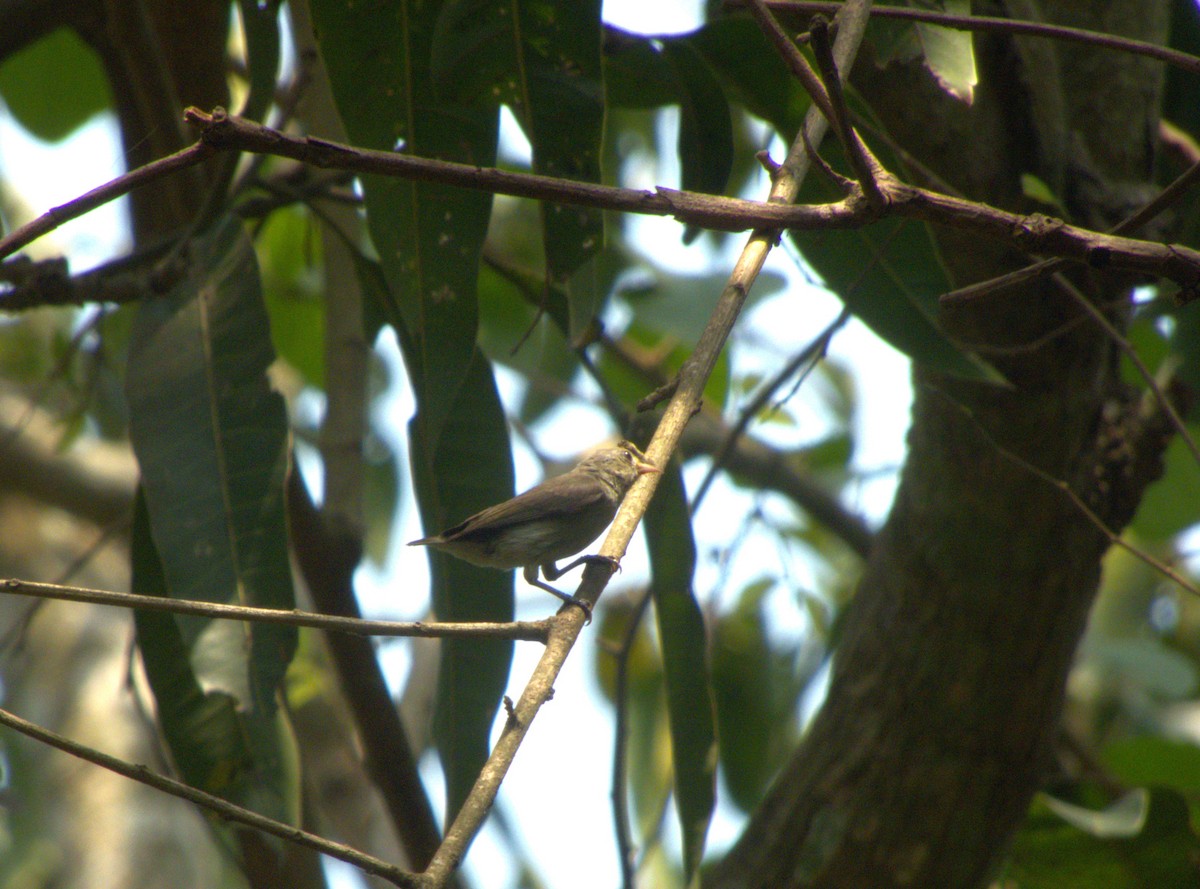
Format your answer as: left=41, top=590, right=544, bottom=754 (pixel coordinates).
left=0, top=1, right=914, bottom=887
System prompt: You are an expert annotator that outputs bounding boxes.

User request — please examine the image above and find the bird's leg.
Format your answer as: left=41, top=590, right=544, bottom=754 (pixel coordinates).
left=542, top=554, right=621, bottom=580
left=523, top=563, right=599, bottom=623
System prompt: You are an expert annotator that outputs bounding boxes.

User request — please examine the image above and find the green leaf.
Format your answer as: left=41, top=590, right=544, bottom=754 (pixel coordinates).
left=432, top=0, right=606, bottom=339
left=711, top=578, right=801, bottom=812
left=658, top=40, right=734, bottom=200
left=126, top=215, right=298, bottom=825
left=599, top=319, right=731, bottom=412
left=1131, top=426, right=1200, bottom=540
left=1168, top=299, right=1200, bottom=418
left=363, top=435, right=400, bottom=568
left=0, top=28, right=111, bottom=141
left=1008, top=788, right=1199, bottom=889
left=592, top=603, right=675, bottom=845
left=312, top=0, right=498, bottom=446
left=256, top=206, right=326, bottom=388
left=1091, top=637, right=1198, bottom=700
left=621, top=268, right=785, bottom=344
left=1104, top=737, right=1200, bottom=822
left=605, top=29, right=734, bottom=204
left=312, top=0, right=516, bottom=824
left=643, top=460, right=716, bottom=880
left=475, top=262, right=581, bottom=425
left=237, top=0, right=282, bottom=122
left=1021, top=173, right=1066, bottom=213
left=684, top=16, right=809, bottom=140
left=911, top=0, right=977, bottom=104
left=407, top=348, right=515, bottom=823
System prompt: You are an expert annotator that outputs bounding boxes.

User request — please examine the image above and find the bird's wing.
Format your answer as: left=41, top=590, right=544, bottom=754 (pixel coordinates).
left=440, top=471, right=609, bottom=540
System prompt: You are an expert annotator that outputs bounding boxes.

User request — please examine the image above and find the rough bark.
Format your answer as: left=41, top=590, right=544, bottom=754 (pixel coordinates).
left=709, top=2, right=1173, bottom=886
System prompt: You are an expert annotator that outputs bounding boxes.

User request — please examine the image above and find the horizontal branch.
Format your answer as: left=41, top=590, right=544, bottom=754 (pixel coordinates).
left=0, top=705, right=420, bottom=888
left=1, top=578, right=550, bottom=642
left=179, top=109, right=1200, bottom=296
left=183, top=108, right=817, bottom=230
left=6, top=107, right=1199, bottom=302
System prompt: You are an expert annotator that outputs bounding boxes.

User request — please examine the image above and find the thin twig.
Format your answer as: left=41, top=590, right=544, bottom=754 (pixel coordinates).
left=760, top=1, right=1200, bottom=76
left=0, top=141, right=213, bottom=260
left=942, top=155, right=1200, bottom=305
left=0, top=706, right=421, bottom=889
left=421, top=4, right=878, bottom=885
left=691, top=309, right=849, bottom=511
left=7, top=110, right=1200, bottom=299
left=1050, top=273, right=1200, bottom=468
left=742, top=0, right=836, bottom=124
left=930, top=388, right=1200, bottom=600
left=807, top=16, right=885, bottom=206
left=0, top=578, right=551, bottom=642
left=176, top=110, right=1200, bottom=296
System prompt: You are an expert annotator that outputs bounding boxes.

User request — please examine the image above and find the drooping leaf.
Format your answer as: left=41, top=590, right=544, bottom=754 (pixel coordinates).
left=605, top=28, right=734, bottom=204
left=684, top=15, right=809, bottom=140
left=311, top=0, right=515, bottom=824
left=1104, top=736, right=1200, bottom=801
left=711, top=578, right=803, bottom=812
left=132, top=492, right=300, bottom=827
left=793, top=132, right=1001, bottom=382
left=593, top=602, right=675, bottom=849
left=643, top=460, right=716, bottom=880
left=432, top=0, right=606, bottom=339
left=911, top=0, right=978, bottom=104
left=126, top=215, right=298, bottom=825
left=1130, top=426, right=1200, bottom=540
left=256, top=206, right=326, bottom=388
left=237, top=0, right=282, bottom=122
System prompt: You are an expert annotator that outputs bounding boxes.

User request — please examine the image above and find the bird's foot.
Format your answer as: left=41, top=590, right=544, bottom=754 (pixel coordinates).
left=578, top=554, right=621, bottom=575
left=559, top=594, right=593, bottom=625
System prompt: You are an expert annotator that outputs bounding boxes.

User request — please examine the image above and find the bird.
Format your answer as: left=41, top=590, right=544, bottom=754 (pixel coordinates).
left=408, top=442, right=659, bottom=617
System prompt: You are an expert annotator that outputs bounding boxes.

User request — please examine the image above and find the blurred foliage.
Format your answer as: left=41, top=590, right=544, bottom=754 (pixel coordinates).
left=0, top=28, right=110, bottom=141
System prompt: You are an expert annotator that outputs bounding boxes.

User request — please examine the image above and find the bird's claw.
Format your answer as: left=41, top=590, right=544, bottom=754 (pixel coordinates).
left=562, top=595, right=593, bottom=625
left=580, top=554, right=621, bottom=575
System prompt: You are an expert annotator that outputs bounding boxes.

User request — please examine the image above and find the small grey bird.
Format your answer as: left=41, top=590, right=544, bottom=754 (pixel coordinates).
left=408, top=442, right=659, bottom=615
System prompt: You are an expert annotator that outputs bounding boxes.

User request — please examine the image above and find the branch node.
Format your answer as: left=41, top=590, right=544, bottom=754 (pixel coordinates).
left=638, top=377, right=679, bottom=412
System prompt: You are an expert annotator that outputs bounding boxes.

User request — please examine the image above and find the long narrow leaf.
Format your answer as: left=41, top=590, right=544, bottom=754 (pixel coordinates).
left=644, top=462, right=716, bottom=879
left=311, top=0, right=515, bottom=824
left=126, top=215, right=297, bottom=825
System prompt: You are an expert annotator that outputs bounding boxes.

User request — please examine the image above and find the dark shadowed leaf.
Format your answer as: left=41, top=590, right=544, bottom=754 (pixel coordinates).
left=432, top=0, right=606, bottom=339
left=126, top=216, right=298, bottom=825
left=1007, top=788, right=1199, bottom=888
left=643, top=461, right=715, bottom=879
left=312, top=0, right=515, bottom=823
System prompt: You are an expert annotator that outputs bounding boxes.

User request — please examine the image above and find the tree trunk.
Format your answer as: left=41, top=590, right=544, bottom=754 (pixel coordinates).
left=709, top=2, right=1173, bottom=886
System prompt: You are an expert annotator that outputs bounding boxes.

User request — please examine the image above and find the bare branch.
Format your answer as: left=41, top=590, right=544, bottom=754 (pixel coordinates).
left=0, top=578, right=551, bottom=642
left=761, top=1, right=1200, bottom=76
left=0, top=706, right=421, bottom=888
left=0, top=142, right=213, bottom=261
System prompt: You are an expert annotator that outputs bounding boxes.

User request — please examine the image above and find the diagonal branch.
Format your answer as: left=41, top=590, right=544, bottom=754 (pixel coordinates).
left=420, top=3, right=878, bottom=886
left=7, top=110, right=1200, bottom=302
left=762, top=1, right=1200, bottom=76
left=0, top=706, right=421, bottom=888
